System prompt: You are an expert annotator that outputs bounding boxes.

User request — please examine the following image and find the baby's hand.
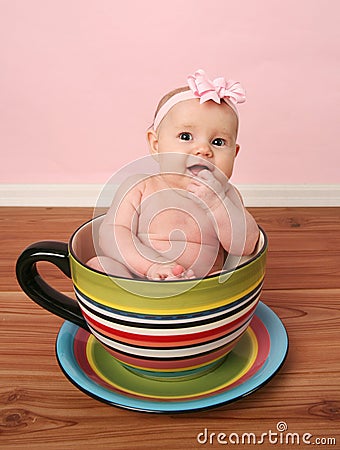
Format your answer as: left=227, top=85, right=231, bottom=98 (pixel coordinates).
left=146, top=262, right=195, bottom=280
left=187, top=169, right=227, bottom=211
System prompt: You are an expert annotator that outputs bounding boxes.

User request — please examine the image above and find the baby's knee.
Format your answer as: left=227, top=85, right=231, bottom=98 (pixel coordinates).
left=86, top=256, right=104, bottom=272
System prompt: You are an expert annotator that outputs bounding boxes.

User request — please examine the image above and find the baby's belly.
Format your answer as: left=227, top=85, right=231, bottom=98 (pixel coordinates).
left=138, top=205, right=224, bottom=277
left=141, top=234, right=224, bottom=278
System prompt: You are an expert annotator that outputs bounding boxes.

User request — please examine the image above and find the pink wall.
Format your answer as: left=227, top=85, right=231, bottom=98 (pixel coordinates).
left=1, top=0, right=339, bottom=185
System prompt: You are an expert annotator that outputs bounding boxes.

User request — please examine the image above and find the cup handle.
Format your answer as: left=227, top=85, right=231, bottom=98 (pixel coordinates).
left=16, top=241, right=88, bottom=330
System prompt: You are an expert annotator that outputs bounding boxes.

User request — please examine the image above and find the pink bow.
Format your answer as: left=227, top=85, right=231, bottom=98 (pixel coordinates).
left=187, top=69, right=246, bottom=106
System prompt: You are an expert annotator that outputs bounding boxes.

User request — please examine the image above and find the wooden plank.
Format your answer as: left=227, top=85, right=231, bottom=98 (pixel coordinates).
left=249, top=206, right=340, bottom=232
left=265, top=231, right=340, bottom=252
left=264, top=250, right=340, bottom=289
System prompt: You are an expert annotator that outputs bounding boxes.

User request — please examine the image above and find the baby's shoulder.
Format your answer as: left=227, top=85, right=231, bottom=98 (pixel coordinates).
left=114, top=174, right=167, bottom=210
left=104, top=174, right=149, bottom=218
left=116, top=173, right=149, bottom=197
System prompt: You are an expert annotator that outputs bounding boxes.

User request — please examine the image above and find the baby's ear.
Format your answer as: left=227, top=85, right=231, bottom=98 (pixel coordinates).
left=235, top=144, right=240, bottom=157
left=147, top=128, right=159, bottom=155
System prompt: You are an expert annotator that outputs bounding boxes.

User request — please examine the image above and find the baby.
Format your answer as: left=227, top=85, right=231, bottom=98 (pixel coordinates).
left=87, top=69, right=259, bottom=280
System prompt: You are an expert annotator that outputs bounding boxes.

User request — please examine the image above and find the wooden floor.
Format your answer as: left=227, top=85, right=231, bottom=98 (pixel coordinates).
left=1, top=207, right=340, bottom=449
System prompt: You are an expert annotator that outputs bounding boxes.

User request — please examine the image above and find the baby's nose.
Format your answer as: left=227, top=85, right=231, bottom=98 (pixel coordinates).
left=193, top=142, right=212, bottom=157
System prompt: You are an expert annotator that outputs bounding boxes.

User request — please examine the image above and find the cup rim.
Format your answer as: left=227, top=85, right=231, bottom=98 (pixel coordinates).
left=69, top=215, right=267, bottom=283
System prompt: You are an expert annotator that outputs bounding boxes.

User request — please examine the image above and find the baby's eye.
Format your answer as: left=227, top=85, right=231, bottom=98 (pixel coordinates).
left=212, top=138, right=226, bottom=147
left=179, top=132, right=193, bottom=141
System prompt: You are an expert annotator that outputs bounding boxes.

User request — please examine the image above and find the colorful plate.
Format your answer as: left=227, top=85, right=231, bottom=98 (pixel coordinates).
left=55, top=302, right=288, bottom=413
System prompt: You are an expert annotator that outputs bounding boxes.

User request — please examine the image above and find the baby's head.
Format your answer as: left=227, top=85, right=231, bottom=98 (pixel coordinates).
left=147, top=70, right=246, bottom=182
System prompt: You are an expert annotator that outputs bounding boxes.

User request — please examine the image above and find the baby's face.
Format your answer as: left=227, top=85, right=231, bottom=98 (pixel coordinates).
left=148, top=99, right=240, bottom=188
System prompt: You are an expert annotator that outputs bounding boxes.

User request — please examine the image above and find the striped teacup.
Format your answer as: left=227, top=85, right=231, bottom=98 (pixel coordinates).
left=16, top=216, right=267, bottom=380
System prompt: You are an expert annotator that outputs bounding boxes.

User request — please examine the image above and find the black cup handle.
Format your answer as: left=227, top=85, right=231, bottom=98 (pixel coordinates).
left=16, top=241, right=89, bottom=331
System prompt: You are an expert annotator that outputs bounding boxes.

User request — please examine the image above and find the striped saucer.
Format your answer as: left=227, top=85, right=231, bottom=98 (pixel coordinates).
left=56, top=302, right=289, bottom=413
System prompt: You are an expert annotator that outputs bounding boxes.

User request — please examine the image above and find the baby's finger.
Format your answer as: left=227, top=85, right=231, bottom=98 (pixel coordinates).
left=187, top=179, right=201, bottom=188
left=186, top=183, right=201, bottom=194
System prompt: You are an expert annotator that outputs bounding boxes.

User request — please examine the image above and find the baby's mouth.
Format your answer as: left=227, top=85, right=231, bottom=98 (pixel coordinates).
left=187, top=164, right=211, bottom=176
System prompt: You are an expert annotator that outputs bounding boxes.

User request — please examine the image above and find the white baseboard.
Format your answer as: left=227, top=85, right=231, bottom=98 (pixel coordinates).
left=238, top=184, right=340, bottom=207
left=1, top=183, right=340, bottom=207
left=0, top=184, right=104, bottom=207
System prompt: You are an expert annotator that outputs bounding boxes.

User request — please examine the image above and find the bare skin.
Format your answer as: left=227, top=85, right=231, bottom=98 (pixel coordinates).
left=87, top=99, right=259, bottom=280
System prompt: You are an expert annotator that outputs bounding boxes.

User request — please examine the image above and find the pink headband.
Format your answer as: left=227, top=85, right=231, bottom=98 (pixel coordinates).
left=153, top=69, right=246, bottom=130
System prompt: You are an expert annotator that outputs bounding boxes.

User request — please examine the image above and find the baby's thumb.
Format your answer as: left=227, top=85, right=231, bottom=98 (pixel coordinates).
left=197, top=169, right=214, bottom=181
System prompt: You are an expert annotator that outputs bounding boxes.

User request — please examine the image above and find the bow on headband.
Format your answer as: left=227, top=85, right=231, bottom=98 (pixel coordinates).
left=187, top=69, right=246, bottom=106
left=152, top=69, right=246, bottom=129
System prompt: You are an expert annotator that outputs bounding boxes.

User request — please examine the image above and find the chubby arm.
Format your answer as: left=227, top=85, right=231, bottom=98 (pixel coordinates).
left=213, top=187, right=259, bottom=255
left=99, top=178, right=166, bottom=277
left=99, top=177, right=192, bottom=279
left=187, top=170, right=259, bottom=255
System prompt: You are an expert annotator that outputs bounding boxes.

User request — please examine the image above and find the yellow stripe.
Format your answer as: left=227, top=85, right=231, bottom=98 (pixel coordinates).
left=74, top=274, right=264, bottom=316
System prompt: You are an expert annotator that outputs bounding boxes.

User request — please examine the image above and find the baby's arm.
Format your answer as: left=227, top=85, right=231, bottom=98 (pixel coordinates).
left=215, top=187, right=259, bottom=255
left=100, top=179, right=167, bottom=277
left=187, top=170, right=259, bottom=255
left=99, top=178, right=192, bottom=279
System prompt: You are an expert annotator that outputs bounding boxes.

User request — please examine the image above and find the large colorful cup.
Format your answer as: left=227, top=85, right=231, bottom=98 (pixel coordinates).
left=16, top=216, right=267, bottom=380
